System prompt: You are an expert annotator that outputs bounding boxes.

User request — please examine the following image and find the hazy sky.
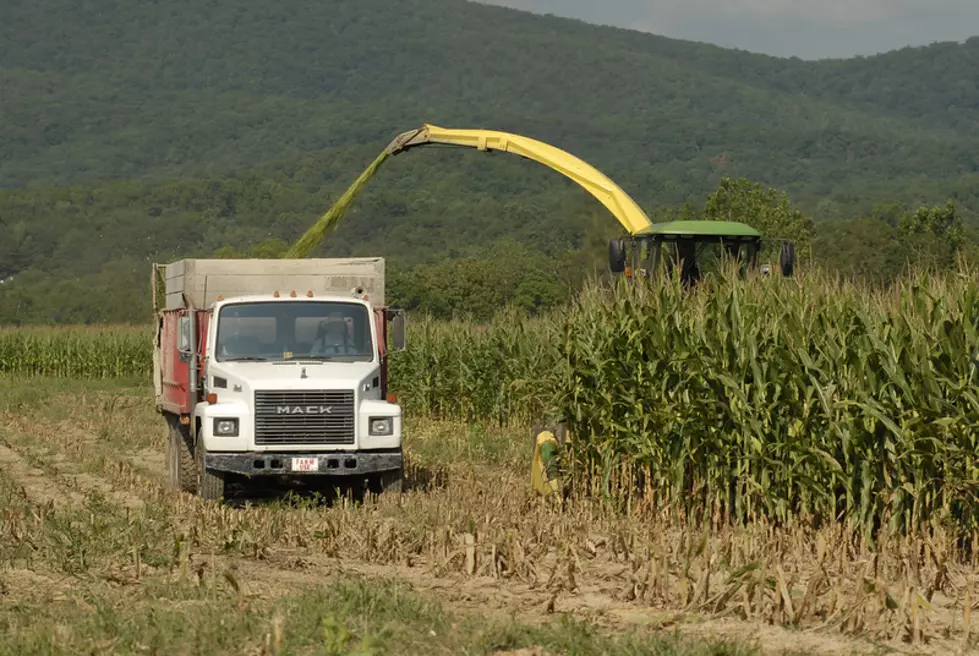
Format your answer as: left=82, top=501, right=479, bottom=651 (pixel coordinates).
left=480, top=0, right=979, bottom=59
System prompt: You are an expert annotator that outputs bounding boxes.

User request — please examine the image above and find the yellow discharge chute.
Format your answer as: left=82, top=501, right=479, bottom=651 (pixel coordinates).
left=386, top=124, right=653, bottom=236
left=286, top=123, right=653, bottom=259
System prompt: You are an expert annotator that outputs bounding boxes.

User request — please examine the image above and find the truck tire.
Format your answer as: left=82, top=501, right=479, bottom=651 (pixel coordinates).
left=166, top=419, right=198, bottom=494
left=195, top=440, right=227, bottom=502
left=370, top=468, right=404, bottom=496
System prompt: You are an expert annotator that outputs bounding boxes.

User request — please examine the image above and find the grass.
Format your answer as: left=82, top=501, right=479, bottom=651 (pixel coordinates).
left=0, top=566, right=757, bottom=655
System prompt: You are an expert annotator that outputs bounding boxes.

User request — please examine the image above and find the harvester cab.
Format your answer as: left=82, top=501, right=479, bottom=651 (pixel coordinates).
left=608, top=220, right=797, bottom=285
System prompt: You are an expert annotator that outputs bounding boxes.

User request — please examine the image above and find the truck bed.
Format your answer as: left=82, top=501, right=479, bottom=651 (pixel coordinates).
left=161, top=258, right=385, bottom=309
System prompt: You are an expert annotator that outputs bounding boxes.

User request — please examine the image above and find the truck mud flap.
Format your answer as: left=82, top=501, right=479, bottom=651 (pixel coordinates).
left=205, top=451, right=402, bottom=477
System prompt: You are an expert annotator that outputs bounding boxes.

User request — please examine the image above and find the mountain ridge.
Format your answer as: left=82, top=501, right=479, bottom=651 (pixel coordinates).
left=3, top=0, right=978, bottom=188
left=1, top=0, right=978, bottom=322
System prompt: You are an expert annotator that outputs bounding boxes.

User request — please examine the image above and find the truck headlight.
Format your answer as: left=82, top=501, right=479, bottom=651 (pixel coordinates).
left=369, top=417, right=393, bottom=436
left=213, top=418, right=239, bottom=437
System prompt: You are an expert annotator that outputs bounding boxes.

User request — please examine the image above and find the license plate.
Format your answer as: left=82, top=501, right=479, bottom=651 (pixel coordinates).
left=291, top=457, right=318, bottom=472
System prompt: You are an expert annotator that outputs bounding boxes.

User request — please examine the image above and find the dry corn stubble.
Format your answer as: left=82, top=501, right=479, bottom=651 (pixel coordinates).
left=0, top=393, right=974, bottom=652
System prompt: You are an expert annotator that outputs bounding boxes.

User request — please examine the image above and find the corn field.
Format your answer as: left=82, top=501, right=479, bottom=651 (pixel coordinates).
left=0, top=319, right=559, bottom=421
left=0, top=325, right=152, bottom=378
left=555, top=269, right=979, bottom=537
left=4, top=267, right=979, bottom=535
left=388, top=312, right=556, bottom=425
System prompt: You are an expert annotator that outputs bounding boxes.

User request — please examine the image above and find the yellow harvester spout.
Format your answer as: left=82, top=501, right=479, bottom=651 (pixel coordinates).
left=386, top=124, right=653, bottom=236
left=287, top=123, right=654, bottom=259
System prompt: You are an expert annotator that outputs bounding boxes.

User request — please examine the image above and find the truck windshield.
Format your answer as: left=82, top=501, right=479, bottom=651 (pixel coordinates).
left=215, top=301, right=374, bottom=363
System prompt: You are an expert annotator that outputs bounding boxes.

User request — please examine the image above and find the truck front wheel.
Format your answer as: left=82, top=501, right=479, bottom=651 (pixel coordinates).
left=195, top=440, right=227, bottom=502
left=166, top=418, right=198, bottom=494
left=370, top=468, right=404, bottom=496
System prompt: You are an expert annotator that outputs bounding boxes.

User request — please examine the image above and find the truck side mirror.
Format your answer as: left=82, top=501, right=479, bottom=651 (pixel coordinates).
left=177, top=315, right=192, bottom=363
left=608, top=238, right=626, bottom=273
left=780, top=241, right=796, bottom=278
left=388, top=308, right=406, bottom=352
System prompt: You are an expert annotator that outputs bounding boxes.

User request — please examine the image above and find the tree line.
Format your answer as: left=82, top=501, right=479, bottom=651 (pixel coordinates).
left=0, top=176, right=969, bottom=324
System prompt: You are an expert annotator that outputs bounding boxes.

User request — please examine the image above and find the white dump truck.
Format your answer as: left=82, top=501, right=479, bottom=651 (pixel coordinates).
left=151, top=258, right=406, bottom=501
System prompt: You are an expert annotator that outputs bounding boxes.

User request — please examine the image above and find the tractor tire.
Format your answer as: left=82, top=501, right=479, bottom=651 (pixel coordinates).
left=166, top=418, right=198, bottom=494
left=195, top=438, right=227, bottom=502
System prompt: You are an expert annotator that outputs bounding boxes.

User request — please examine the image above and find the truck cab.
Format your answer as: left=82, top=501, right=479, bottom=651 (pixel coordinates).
left=153, top=258, right=406, bottom=501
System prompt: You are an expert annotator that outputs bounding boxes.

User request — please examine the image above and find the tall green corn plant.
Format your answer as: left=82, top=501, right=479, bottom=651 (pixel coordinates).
left=552, top=263, right=979, bottom=537
left=0, top=326, right=151, bottom=378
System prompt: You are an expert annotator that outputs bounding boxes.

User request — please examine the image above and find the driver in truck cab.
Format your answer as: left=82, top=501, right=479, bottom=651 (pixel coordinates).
left=310, top=312, right=356, bottom=356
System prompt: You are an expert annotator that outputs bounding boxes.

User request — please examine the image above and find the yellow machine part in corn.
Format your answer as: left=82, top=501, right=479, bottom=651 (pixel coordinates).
left=531, top=429, right=562, bottom=497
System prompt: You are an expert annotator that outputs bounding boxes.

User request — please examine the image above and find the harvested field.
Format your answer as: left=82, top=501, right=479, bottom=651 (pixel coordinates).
left=1, top=377, right=976, bottom=654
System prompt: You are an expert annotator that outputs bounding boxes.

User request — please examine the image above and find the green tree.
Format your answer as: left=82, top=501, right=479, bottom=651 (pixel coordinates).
left=813, top=217, right=908, bottom=285
left=388, top=239, right=569, bottom=320
left=213, top=238, right=291, bottom=259
left=897, top=201, right=963, bottom=270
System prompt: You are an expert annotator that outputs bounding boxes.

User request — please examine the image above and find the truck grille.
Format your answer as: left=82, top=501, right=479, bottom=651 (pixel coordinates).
left=254, top=390, right=355, bottom=445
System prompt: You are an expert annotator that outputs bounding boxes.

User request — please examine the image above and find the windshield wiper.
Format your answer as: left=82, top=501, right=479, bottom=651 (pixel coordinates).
left=222, top=356, right=268, bottom=362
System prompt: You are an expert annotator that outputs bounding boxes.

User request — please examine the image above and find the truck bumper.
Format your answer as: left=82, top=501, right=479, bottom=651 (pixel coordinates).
left=205, top=449, right=402, bottom=477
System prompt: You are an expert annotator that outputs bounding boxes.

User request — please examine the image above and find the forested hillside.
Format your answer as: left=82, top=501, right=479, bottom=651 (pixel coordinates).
left=1, top=0, right=977, bottom=323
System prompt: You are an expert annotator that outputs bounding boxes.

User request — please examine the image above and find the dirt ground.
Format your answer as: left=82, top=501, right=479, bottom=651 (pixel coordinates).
left=1, top=380, right=975, bottom=655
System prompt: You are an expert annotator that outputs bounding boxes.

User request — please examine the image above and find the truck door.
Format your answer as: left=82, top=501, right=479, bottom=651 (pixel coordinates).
left=158, top=309, right=197, bottom=415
